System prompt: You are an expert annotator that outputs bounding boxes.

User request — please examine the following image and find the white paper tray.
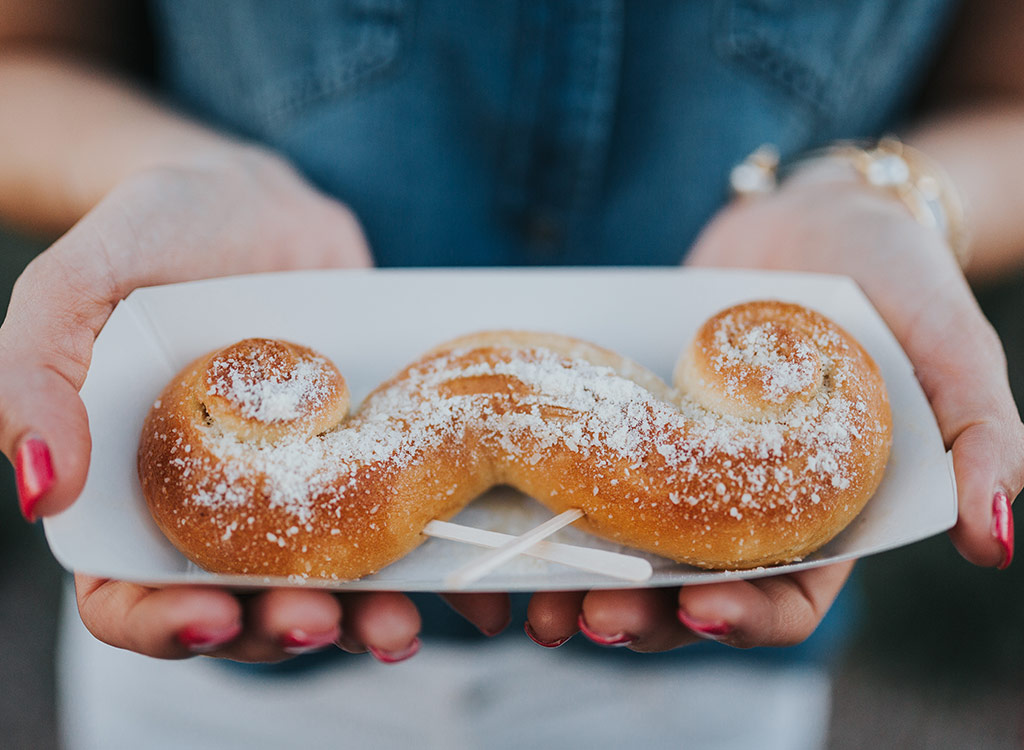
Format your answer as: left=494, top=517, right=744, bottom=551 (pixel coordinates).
left=43, top=268, right=957, bottom=592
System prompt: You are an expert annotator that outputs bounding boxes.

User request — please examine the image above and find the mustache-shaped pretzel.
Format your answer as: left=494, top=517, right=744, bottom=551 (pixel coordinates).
left=138, top=300, right=892, bottom=580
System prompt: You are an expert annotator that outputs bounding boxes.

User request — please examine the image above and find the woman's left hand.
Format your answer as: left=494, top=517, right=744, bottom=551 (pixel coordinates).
left=524, top=164, right=1024, bottom=651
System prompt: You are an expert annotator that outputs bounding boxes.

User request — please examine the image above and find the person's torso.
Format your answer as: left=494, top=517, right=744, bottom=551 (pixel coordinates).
left=149, top=0, right=959, bottom=268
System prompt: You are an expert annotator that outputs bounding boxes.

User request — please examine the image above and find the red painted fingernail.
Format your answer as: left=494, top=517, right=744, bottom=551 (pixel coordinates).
left=368, top=637, right=421, bottom=664
left=577, top=613, right=633, bottom=647
left=281, top=626, right=341, bottom=655
left=678, top=610, right=733, bottom=640
left=524, top=621, right=571, bottom=648
left=177, top=622, right=242, bottom=653
left=992, top=492, right=1014, bottom=570
left=15, top=436, right=54, bottom=522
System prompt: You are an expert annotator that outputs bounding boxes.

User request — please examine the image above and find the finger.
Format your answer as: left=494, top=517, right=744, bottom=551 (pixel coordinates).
left=440, top=592, right=511, bottom=636
left=0, top=249, right=110, bottom=519
left=524, top=591, right=585, bottom=647
left=899, top=280, right=1024, bottom=568
left=214, top=589, right=342, bottom=663
left=0, top=165, right=372, bottom=521
left=0, top=217, right=194, bottom=519
left=336, top=592, right=422, bottom=664
left=948, top=423, right=1020, bottom=568
left=577, top=589, right=699, bottom=652
left=75, top=573, right=243, bottom=659
left=676, top=561, right=854, bottom=648
left=3, top=366, right=90, bottom=521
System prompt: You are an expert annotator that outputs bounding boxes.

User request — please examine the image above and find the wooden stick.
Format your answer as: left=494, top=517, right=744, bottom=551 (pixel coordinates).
left=424, top=520, right=652, bottom=582
left=442, top=509, right=645, bottom=589
left=442, top=509, right=584, bottom=588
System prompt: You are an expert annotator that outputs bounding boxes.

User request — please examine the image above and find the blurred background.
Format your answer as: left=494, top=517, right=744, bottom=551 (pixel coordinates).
left=0, top=224, right=1022, bottom=749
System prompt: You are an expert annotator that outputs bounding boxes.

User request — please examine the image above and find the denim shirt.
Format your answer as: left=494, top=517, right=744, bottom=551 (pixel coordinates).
left=150, top=0, right=957, bottom=268
left=146, top=0, right=957, bottom=664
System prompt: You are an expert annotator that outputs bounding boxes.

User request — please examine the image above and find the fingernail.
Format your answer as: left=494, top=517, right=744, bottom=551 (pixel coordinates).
left=368, top=637, right=421, bottom=664
left=577, top=613, right=633, bottom=647
left=281, top=626, right=341, bottom=655
left=333, top=634, right=366, bottom=655
left=177, top=622, right=242, bottom=653
left=677, top=610, right=733, bottom=641
left=992, top=491, right=1014, bottom=570
left=15, top=436, right=55, bottom=522
left=524, top=621, right=571, bottom=648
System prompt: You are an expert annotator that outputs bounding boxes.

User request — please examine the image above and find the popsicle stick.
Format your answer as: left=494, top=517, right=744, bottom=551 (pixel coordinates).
left=424, top=520, right=652, bottom=582
left=444, top=508, right=591, bottom=589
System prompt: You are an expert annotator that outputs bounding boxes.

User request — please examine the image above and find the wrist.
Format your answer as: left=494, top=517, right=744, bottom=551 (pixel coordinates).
left=731, top=138, right=972, bottom=268
left=101, top=137, right=282, bottom=193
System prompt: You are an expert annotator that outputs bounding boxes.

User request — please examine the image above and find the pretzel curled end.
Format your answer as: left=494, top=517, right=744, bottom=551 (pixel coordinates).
left=138, top=301, right=892, bottom=579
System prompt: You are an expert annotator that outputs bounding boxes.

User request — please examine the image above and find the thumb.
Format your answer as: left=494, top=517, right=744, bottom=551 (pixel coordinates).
left=948, top=421, right=1019, bottom=568
left=0, top=247, right=111, bottom=520
left=899, top=284, right=1024, bottom=569
left=3, top=366, right=91, bottom=521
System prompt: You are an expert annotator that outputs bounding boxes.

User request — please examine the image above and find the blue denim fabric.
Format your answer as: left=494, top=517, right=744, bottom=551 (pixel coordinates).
left=146, top=0, right=955, bottom=663
left=151, top=0, right=957, bottom=267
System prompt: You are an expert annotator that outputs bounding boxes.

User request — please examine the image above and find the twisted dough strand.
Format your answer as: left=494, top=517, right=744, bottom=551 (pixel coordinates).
left=138, top=301, right=891, bottom=579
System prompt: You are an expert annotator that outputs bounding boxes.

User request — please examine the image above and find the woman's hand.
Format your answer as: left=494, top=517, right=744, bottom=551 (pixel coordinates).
left=4, top=146, right=372, bottom=528
left=524, top=166, right=1024, bottom=652
left=0, top=145, right=446, bottom=662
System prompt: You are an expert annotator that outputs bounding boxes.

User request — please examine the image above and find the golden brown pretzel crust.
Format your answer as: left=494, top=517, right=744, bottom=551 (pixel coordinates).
left=138, top=301, right=892, bottom=579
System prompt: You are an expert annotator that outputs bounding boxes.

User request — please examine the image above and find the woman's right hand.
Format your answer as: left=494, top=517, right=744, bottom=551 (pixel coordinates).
left=4, top=144, right=373, bottom=521
left=0, top=145, right=472, bottom=662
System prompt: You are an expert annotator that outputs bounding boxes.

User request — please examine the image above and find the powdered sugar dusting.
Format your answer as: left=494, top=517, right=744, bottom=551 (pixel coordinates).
left=208, top=351, right=334, bottom=423
left=712, top=321, right=819, bottom=404
left=182, top=335, right=881, bottom=530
